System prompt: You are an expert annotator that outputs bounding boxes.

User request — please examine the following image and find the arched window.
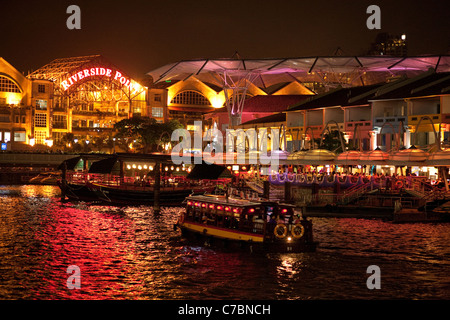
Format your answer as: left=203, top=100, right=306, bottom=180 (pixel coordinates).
left=0, top=76, right=21, bottom=93
left=170, top=90, right=210, bottom=105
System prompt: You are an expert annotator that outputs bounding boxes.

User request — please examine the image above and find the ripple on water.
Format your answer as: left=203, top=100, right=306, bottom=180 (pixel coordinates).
left=0, top=185, right=449, bottom=299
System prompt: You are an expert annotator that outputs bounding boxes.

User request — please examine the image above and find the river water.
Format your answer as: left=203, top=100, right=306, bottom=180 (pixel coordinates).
left=0, top=185, right=449, bottom=300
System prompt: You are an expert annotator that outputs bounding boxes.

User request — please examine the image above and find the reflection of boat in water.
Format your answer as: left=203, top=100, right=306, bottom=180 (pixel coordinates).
left=30, top=172, right=61, bottom=185
left=175, top=194, right=317, bottom=253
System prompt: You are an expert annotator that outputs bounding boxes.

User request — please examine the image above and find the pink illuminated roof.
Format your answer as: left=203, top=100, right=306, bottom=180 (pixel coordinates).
left=147, top=55, right=450, bottom=89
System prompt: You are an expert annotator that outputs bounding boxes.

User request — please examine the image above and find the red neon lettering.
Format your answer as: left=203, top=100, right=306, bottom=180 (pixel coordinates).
left=114, top=71, right=122, bottom=80
left=62, top=66, right=133, bottom=91
left=70, top=74, right=78, bottom=83
left=61, top=80, right=70, bottom=90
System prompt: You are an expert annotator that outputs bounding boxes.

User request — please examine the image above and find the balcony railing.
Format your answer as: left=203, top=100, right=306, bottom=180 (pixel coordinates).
left=345, top=120, right=372, bottom=131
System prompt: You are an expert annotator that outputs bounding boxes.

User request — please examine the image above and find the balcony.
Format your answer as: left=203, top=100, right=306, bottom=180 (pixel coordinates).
left=345, top=120, right=372, bottom=132
left=408, top=114, right=441, bottom=132
left=373, top=116, right=407, bottom=132
left=0, top=107, right=11, bottom=115
left=72, top=127, right=115, bottom=134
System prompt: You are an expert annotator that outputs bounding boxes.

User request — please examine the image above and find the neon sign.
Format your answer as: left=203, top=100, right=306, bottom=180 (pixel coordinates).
left=61, top=67, right=135, bottom=91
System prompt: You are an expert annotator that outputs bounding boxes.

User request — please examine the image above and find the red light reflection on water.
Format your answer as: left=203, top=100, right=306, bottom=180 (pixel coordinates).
left=31, top=204, right=143, bottom=299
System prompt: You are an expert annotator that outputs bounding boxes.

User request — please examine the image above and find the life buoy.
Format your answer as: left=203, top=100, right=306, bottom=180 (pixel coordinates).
left=291, top=224, right=305, bottom=239
left=287, top=174, right=295, bottom=183
left=274, top=224, right=287, bottom=239
left=396, top=180, right=404, bottom=189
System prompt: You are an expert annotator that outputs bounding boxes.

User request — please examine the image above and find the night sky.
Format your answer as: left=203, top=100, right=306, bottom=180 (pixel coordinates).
left=2, top=0, right=449, bottom=79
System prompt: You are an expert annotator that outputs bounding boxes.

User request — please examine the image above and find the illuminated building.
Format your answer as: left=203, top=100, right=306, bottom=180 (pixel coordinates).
left=367, top=32, right=408, bottom=56
left=27, top=55, right=147, bottom=149
left=0, top=57, right=33, bottom=149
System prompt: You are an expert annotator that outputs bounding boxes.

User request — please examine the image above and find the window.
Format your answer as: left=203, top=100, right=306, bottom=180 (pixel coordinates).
left=3, top=131, right=11, bottom=142
left=0, top=76, right=21, bottom=93
left=34, top=131, right=46, bottom=145
left=0, top=116, right=10, bottom=123
left=15, top=116, right=20, bottom=123
left=152, top=107, right=164, bottom=118
left=154, top=94, right=162, bottom=102
left=170, top=90, right=210, bottom=105
left=34, top=113, right=47, bottom=127
left=36, top=99, right=47, bottom=110
left=38, top=84, right=46, bottom=93
left=52, top=115, right=67, bottom=129
left=14, top=132, right=26, bottom=142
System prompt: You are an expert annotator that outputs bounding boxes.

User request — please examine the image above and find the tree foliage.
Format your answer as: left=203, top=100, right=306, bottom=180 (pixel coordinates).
left=114, top=117, right=183, bottom=153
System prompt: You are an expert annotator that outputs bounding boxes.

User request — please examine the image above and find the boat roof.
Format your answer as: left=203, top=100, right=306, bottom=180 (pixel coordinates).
left=187, top=194, right=296, bottom=208
left=187, top=194, right=263, bottom=207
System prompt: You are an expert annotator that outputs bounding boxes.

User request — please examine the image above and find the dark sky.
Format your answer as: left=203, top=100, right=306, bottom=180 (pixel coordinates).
left=2, top=0, right=449, bottom=79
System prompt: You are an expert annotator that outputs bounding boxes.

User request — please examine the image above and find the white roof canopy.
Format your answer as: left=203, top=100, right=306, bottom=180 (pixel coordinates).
left=147, top=55, right=450, bottom=88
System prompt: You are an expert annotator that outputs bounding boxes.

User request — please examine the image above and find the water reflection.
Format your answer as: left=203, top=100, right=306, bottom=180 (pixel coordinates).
left=0, top=185, right=449, bottom=299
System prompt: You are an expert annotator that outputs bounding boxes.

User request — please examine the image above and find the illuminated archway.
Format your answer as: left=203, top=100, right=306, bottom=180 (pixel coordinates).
left=412, top=115, right=441, bottom=150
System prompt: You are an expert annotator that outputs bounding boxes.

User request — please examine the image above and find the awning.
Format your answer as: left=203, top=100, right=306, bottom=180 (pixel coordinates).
left=187, top=161, right=233, bottom=180
left=88, top=157, right=118, bottom=174
left=58, top=156, right=81, bottom=170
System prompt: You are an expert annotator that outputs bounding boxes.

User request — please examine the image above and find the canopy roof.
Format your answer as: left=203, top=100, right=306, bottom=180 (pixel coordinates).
left=147, top=55, right=450, bottom=89
left=186, top=161, right=233, bottom=180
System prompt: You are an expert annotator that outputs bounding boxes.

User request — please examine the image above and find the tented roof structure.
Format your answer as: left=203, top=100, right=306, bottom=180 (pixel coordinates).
left=147, top=55, right=450, bottom=88
left=147, top=55, right=450, bottom=126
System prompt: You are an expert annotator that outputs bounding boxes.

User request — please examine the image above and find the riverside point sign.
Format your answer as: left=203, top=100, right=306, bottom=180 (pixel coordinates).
left=61, top=67, right=134, bottom=91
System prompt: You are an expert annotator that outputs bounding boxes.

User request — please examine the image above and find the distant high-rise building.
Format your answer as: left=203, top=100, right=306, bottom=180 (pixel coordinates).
left=367, top=32, right=407, bottom=56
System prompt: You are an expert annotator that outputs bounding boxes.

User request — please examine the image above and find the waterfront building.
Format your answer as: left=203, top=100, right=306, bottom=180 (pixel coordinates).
left=367, top=32, right=408, bottom=56
left=369, top=70, right=450, bottom=151
left=0, top=57, right=34, bottom=150
left=26, top=55, right=147, bottom=151
left=285, top=84, right=383, bottom=151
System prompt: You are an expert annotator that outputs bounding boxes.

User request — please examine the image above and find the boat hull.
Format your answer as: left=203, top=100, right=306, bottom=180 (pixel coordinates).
left=177, top=221, right=317, bottom=253
left=91, top=184, right=214, bottom=206
left=57, top=180, right=100, bottom=202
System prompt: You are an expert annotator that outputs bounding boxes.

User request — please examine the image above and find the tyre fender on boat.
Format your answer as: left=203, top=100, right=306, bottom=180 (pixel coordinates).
left=291, top=223, right=305, bottom=239
left=274, top=224, right=288, bottom=239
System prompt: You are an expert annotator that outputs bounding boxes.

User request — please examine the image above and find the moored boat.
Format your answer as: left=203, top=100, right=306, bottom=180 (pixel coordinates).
left=175, top=194, right=317, bottom=252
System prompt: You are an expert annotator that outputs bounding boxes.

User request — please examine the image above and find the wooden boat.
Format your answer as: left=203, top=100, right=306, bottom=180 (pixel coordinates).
left=89, top=182, right=216, bottom=206
left=175, top=194, right=317, bottom=252
left=57, top=155, right=228, bottom=205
